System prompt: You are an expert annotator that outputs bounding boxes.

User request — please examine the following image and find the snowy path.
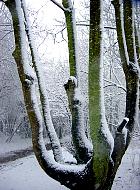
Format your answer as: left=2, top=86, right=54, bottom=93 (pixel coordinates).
left=0, top=143, right=139, bottom=190
left=0, top=155, right=69, bottom=190
left=0, top=132, right=139, bottom=190
left=112, top=131, right=140, bottom=190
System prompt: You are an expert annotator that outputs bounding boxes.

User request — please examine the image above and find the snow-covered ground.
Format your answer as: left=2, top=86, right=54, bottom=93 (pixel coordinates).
left=0, top=155, right=68, bottom=190
left=0, top=135, right=32, bottom=155
left=112, top=130, right=140, bottom=190
left=0, top=133, right=50, bottom=155
left=0, top=130, right=140, bottom=190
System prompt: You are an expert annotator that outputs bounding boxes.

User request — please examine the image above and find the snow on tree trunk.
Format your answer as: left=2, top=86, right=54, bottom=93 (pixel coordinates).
left=21, top=0, right=65, bottom=163
left=89, top=0, right=114, bottom=188
left=104, top=0, right=140, bottom=189
left=5, top=0, right=94, bottom=189
left=4, top=0, right=139, bottom=190
left=62, top=0, right=93, bottom=163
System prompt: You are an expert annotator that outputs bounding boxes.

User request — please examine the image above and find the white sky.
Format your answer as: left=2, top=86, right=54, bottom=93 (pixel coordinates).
left=25, top=0, right=69, bottom=65
left=24, top=0, right=87, bottom=66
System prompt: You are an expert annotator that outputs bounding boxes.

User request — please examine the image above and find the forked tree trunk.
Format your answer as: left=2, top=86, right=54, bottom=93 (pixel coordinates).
left=4, top=0, right=139, bottom=190
left=103, top=0, right=139, bottom=189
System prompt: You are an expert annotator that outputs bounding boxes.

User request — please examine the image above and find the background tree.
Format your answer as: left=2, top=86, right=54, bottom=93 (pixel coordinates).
left=1, top=0, right=139, bottom=190
left=0, top=1, right=30, bottom=139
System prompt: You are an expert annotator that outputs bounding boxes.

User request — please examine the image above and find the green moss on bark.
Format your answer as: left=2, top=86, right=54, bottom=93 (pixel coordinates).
left=62, top=0, right=76, bottom=77
left=89, top=0, right=111, bottom=186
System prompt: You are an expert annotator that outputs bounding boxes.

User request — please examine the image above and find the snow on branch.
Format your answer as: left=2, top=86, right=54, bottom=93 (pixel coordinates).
left=62, top=0, right=93, bottom=163
left=18, top=0, right=63, bottom=163
left=117, top=117, right=129, bottom=133
left=69, top=76, right=78, bottom=87
left=62, top=0, right=80, bottom=81
left=117, top=117, right=129, bottom=144
left=119, top=0, right=129, bottom=65
left=128, top=61, right=140, bottom=75
left=64, top=76, right=93, bottom=162
left=30, top=81, right=92, bottom=188
left=15, top=0, right=35, bottom=81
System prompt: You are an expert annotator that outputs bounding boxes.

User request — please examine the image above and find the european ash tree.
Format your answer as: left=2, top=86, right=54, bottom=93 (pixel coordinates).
left=1, top=0, right=139, bottom=190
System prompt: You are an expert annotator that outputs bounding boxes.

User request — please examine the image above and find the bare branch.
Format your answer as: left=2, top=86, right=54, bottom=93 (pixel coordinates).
left=104, top=26, right=116, bottom=29
left=49, top=0, right=68, bottom=12
left=104, top=78, right=126, bottom=92
left=0, top=30, right=13, bottom=40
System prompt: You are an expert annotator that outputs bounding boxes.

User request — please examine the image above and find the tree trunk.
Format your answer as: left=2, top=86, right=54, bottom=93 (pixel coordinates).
left=63, top=0, right=92, bottom=163
left=4, top=0, right=139, bottom=190
left=5, top=0, right=36, bottom=129
left=89, top=1, right=113, bottom=189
